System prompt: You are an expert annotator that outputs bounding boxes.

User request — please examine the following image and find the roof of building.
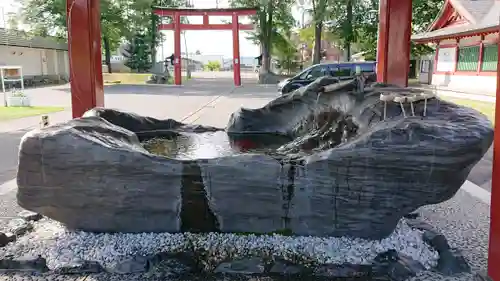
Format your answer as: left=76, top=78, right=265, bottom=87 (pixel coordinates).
left=0, top=28, right=68, bottom=51
left=412, top=0, right=500, bottom=42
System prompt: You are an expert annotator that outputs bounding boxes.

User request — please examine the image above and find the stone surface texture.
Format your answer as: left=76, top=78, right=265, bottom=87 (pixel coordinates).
left=227, top=76, right=493, bottom=238
left=16, top=76, right=493, bottom=239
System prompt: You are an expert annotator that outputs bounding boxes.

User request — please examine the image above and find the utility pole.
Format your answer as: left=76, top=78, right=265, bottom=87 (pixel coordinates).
left=0, top=7, right=6, bottom=29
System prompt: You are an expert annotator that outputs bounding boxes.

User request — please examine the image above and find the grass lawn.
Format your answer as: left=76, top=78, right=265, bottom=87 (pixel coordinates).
left=103, top=73, right=151, bottom=84
left=441, top=96, right=495, bottom=123
left=103, top=73, right=191, bottom=85
left=0, top=106, right=65, bottom=121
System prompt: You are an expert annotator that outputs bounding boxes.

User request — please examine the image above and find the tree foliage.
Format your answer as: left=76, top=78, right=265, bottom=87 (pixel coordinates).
left=305, top=0, right=334, bottom=64
left=325, top=0, right=443, bottom=60
left=15, top=0, right=187, bottom=72
left=411, top=0, right=444, bottom=56
left=124, top=33, right=153, bottom=72
left=229, top=0, right=295, bottom=75
left=298, top=26, right=338, bottom=50
left=272, top=30, right=299, bottom=74
left=205, top=61, right=221, bottom=71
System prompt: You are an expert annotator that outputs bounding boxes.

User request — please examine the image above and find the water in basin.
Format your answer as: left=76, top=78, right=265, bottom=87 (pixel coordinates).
left=142, top=131, right=291, bottom=160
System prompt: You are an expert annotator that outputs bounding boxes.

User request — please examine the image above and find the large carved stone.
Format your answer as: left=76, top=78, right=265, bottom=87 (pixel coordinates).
left=16, top=77, right=493, bottom=239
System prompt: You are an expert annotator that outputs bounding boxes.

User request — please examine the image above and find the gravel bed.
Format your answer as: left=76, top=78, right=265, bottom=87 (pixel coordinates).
left=0, top=218, right=439, bottom=271
left=416, top=189, right=490, bottom=271
left=0, top=270, right=476, bottom=281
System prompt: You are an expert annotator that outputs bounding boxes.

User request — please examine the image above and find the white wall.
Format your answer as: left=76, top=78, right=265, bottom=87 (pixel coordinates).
left=0, top=45, right=68, bottom=78
left=436, top=47, right=456, bottom=72
left=432, top=73, right=496, bottom=94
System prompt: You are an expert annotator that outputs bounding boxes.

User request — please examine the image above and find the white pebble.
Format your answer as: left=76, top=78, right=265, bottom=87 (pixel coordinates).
left=0, top=218, right=439, bottom=270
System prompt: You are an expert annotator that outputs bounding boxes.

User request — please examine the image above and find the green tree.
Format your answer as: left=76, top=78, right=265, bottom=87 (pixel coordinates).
left=124, top=33, right=153, bottom=72
left=298, top=25, right=339, bottom=63
left=16, top=0, right=186, bottom=73
left=229, top=0, right=295, bottom=76
left=328, top=0, right=443, bottom=61
left=323, top=0, right=358, bottom=61
left=17, top=0, right=126, bottom=73
left=205, top=61, right=221, bottom=71
left=273, top=31, right=299, bottom=74
left=411, top=0, right=444, bottom=56
left=302, top=0, right=334, bottom=64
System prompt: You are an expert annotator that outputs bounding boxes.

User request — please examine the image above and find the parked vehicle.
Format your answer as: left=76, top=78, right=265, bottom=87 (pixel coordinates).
left=277, top=61, right=376, bottom=95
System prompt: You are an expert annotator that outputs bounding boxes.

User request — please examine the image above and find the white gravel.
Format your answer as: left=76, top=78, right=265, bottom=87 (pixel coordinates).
left=0, top=218, right=439, bottom=271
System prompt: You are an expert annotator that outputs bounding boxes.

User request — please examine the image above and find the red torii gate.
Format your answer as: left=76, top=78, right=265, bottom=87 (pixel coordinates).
left=153, top=7, right=257, bottom=86
left=67, top=1, right=498, bottom=280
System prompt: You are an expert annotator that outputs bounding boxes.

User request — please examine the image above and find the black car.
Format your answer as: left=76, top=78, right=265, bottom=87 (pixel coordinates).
left=277, top=61, right=377, bottom=95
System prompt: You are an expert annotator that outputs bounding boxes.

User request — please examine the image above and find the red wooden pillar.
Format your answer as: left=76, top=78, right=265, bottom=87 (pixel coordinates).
left=67, top=0, right=104, bottom=118
left=376, top=0, right=412, bottom=87
left=232, top=14, right=241, bottom=86
left=488, top=34, right=500, bottom=281
left=173, top=12, right=182, bottom=85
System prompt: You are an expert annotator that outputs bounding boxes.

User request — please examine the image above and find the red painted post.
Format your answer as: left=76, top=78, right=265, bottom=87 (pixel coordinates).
left=232, top=14, right=241, bottom=87
left=173, top=12, right=182, bottom=85
left=376, top=0, right=389, bottom=83
left=376, top=0, right=412, bottom=87
left=67, top=0, right=104, bottom=118
left=488, top=32, right=500, bottom=281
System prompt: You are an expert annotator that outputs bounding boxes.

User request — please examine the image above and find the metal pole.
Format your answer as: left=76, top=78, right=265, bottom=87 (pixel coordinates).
left=0, top=7, right=5, bottom=29
left=183, top=31, right=191, bottom=78
left=302, top=9, right=305, bottom=28
left=1, top=68, right=6, bottom=106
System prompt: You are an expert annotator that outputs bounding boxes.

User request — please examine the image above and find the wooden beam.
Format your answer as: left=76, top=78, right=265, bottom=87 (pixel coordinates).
left=66, top=0, right=104, bottom=118
left=158, top=23, right=254, bottom=31
left=153, top=7, right=257, bottom=17
left=376, top=0, right=412, bottom=87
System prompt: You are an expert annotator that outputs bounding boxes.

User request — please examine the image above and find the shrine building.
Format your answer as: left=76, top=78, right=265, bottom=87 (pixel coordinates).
left=412, top=0, right=500, bottom=94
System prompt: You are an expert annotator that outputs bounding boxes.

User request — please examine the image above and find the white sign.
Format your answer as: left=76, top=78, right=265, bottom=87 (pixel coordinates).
left=436, top=47, right=456, bottom=72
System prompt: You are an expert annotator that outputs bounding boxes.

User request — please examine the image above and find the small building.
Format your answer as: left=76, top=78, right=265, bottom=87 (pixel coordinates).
left=412, top=0, right=500, bottom=93
left=0, top=28, right=69, bottom=84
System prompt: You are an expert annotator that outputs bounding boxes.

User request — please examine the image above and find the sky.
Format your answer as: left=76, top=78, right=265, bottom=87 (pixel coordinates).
left=0, top=0, right=310, bottom=58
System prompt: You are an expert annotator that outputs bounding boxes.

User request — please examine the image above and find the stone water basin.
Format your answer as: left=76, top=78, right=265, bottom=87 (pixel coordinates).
left=141, top=131, right=291, bottom=160
left=16, top=76, right=493, bottom=239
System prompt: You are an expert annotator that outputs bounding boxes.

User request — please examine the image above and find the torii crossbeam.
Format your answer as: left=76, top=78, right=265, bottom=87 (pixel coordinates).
left=152, top=7, right=257, bottom=86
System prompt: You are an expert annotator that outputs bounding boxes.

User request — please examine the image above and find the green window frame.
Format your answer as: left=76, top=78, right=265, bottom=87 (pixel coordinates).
left=457, top=45, right=480, bottom=72
left=481, top=44, right=498, bottom=72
